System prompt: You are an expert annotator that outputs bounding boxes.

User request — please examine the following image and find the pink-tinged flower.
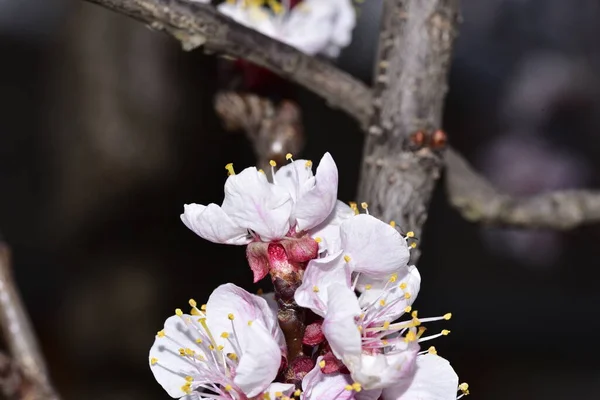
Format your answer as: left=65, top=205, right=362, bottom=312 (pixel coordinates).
left=382, top=354, right=460, bottom=400
left=181, top=153, right=338, bottom=281
left=317, top=273, right=451, bottom=391
left=300, top=357, right=382, bottom=400
left=148, top=284, right=288, bottom=399
left=217, top=0, right=356, bottom=58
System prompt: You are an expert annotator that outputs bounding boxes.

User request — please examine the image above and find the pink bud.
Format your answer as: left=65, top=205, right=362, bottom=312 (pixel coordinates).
left=303, top=320, right=325, bottom=346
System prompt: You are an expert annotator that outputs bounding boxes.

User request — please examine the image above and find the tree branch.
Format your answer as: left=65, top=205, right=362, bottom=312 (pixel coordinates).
left=0, top=243, right=60, bottom=400
left=83, top=0, right=373, bottom=126
left=445, top=147, right=600, bottom=230
left=357, top=0, right=459, bottom=262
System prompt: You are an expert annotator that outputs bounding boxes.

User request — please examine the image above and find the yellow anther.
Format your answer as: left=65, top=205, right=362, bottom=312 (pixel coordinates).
left=201, top=304, right=207, bottom=311
left=225, top=163, right=235, bottom=176
left=269, top=160, right=277, bottom=167
left=189, top=299, right=197, bottom=307
left=406, top=231, right=415, bottom=238
left=150, top=357, right=158, bottom=365
left=404, top=306, right=412, bottom=313
left=221, top=332, right=230, bottom=338
left=208, top=345, right=215, bottom=351
left=305, top=160, right=313, bottom=168
left=217, top=345, right=224, bottom=351
left=365, top=284, right=372, bottom=290
left=195, top=338, right=203, bottom=344
left=185, top=348, right=195, bottom=356
left=459, top=383, right=470, bottom=395
left=442, top=329, right=451, bottom=336
left=379, top=299, right=386, bottom=306
left=360, top=202, right=368, bottom=210
left=410, top=242, right=417, bottom=249
left=319, top=360, right=326, bottom=368
left=191, top=308, right=200, bottom=316
left=399, top=282, right=407, bottom=290
left=248, top=320, right=253, bottom=326
left=285, top=153, right=293, bottom=160
left=181, top=383, right=192, bottom=394
left=357, top=325, right=363, bottom=332
left=352, top=383, right=362, bottom=392
left=428, top=346, right=437, bottom=355
left=227, top=353, right=238, bottom=361
left=263, top=393, right=272, bottom=400
left=294, top=390, right=301, bottom=397
left=275, top=392, right=283, bottom=397
left=411, top=310, right=418, bottom=318
left=389, top=273, right=398, bottom=283
left=258, top=169, right=265, bottom=174
left=228, top=313, right=235, bottom=320
left=382, top=321, right=391, bottom=330
left=417, top=326, right=427, bottom=338
left=185, top=376, right=194, bottom=382
left=314, top=237, right=322, bottom=243
left=157, top=330, right=165, bottom=338
left=349, top=202, right=359, bottom=215
left=444, top=313, right=452, bottom=320
left=389, top=220, right=396, bottom=227
left=344, top=384, right=353, bottom=391
left=343, top=255, right=351, bottom=263
left=225, top=384, right=233, bottom=392
left=178, top=348, right=185, bottom=356
left=175, top=308, right=183, bottom=316
left=404, top=292, right=412, bottom=299
left=312, top=286, right=319, bottom=292
left=413, top=318, right=421, bottom=326
left=381, top=339, right=389, bottom=345
left=404, top=331, right=417, bottom=342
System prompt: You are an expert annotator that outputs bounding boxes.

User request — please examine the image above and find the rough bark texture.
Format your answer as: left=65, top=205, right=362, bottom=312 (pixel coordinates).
left=84, top=0, right=373, bottom=126
left=445, top=148, right=600, bottom=229
left=358, top=0, right=460, bottom=261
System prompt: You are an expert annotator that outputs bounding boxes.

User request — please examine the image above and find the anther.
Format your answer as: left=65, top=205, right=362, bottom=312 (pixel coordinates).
left=305, top=160, right=313, bottom=168
left=319, top=360, right=326, bottom=368
left=188, top=299, right=197, bottom=307
left=442, top=329, right=451, bottom=335
left=285, top=153, right=293, bottom=160
left=221, top=332, right=230, bottom=338
left=390, top=220, right=396, bottom=227
left=228, top=313, right=235, bottom=320
left=360, top=202, right=368, bottom=210
left=175, top=309, right=183, bottom=316
left=150, top=357, right=158, bottom=365
left=344, top=255, right=351, bottom=263
left=444, top=313, right=452, bottom=320
left=428, top=346, right=437, bottom=355
left=406, top=231, right=415, bottom=238
left=312, top=286, right=319, bottom=292
left=157, top=330, right=165, bottom=338
left=225, top=163, right=235, bottom=176
left=314, top=237, right=322, bottom=243
left=269, top=160, right=277, bottom=167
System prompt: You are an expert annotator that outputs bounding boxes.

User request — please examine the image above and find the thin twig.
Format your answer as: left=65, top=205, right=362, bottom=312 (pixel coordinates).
left=83, top=0, right=373, bottom=126
left=0, top=244, right=60, bottom=400
left=445, top=148, right=600, bottom=229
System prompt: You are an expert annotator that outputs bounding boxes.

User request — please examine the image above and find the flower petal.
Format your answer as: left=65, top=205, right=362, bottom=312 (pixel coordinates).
left=294, top=153, right=339, bottom=231
left=233, top=322, right=282, bottom=397
left=322, top=283, right=362, bottom=360
left=301, top=358, right=362, bottom=400
left=310, top=200, right=355, bottom=254
left=357, top=265, right=421, bottom=324
left=149, top=315, right=205, bottom=398
left=181, top=203, right=251, bottom=245
left=341, top=214, right=410, bottom=278
left=382, top=354, right=459, bottom=400
left=205, top=284, right=284, bottom=358
left=350, top=341, right=419, bottom=390
left=274, top=159, right=315, bottom=203
left=295, top=251, right=352, bottom=317
left=222, top=167, right=293, bottom=241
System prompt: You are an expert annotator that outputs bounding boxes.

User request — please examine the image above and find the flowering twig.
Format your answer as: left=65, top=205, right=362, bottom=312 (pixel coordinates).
left=445, top=147, right=600, bottom=229
left=83, top=0, right=373, bottom=127
left=0, top=243, right=60, bottom=400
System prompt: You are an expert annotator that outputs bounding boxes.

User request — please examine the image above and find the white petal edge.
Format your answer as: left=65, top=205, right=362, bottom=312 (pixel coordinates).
left=181, top=203, right=251, bottom=245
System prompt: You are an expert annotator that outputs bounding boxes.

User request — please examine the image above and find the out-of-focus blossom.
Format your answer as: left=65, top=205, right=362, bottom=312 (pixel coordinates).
left=217, top=0, right=356, bottom=57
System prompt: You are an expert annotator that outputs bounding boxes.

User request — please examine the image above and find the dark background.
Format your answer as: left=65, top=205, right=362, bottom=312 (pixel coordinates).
left=1, top=0, right=600, bottom=398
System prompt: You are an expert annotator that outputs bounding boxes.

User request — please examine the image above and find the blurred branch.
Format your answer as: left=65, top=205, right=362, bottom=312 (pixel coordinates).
left=0, top=244, right=60, bottom=400
left=445, top=148, right=600, bottom=229
left=83, top=0, right=373, bottom=126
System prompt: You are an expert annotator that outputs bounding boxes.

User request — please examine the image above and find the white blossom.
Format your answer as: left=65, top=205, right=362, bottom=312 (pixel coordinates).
left=217, top=0, right=356, bottom=57
left=149, top=283, right=287, bottom=399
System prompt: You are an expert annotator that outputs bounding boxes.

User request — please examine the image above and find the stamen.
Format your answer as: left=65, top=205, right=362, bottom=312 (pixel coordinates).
left=344, top=255, right=351, bottom=263
left=348, top=202, right=359, bottom=215
left=150, top=357, right=158, bottom=365
left=312, top=286, right=319, bottom=292
left=305, top=160, right=313, bottom=168
left=225, top=163, right=235, bottom=176
left=285, top=153, right=293, bottom=161
left=389, top=220, right=396, bottom=227
left=360, top=202, right=369, bottom=214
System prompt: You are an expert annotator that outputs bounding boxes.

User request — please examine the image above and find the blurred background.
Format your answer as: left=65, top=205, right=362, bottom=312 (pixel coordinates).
left=1, top=0, right=600, bottom=398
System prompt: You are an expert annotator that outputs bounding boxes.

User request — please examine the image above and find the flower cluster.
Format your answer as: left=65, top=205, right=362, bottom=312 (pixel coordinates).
left=150, top=153, right=469, bottom=399
left=191, top=0, right=356, bottom=57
